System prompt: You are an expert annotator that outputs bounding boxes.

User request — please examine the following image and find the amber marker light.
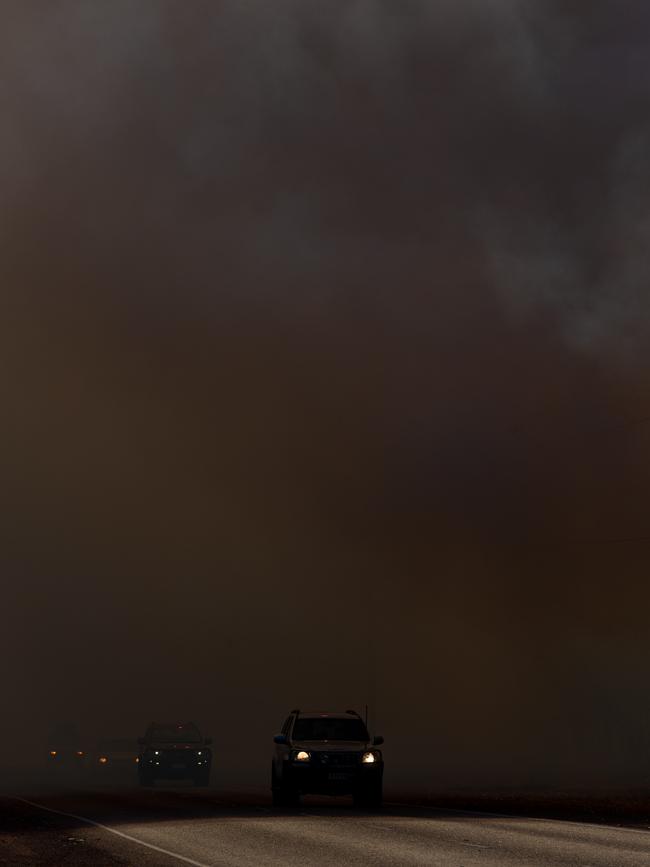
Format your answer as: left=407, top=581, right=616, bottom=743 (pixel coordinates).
left=99, top=756, right=108, bottom=764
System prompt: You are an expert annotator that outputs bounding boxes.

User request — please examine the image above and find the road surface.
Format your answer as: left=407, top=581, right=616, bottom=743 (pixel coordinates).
left=2, top=787, right=650, bottom=866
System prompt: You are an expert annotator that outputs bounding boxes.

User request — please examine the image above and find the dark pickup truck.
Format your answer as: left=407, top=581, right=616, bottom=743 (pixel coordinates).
left=138, top=722, right=212, bottom=787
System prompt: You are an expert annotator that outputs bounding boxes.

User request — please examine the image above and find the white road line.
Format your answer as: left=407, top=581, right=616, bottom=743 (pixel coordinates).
left=10, top=797, right=212, bottom=867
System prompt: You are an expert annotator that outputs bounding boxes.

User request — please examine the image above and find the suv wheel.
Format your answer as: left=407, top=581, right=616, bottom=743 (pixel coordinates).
left=272, top=787, right=300, bottom=807
left=271, top=763, right=300, bottom=807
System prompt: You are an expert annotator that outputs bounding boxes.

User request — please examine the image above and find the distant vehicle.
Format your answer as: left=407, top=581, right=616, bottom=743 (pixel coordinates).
left=92, top=738, right=139, bottom=778
left=47, top=722, right=87, bottom=770
left=271, top=709, right=384, bottom=807
left=137, top=722, right=212, bottom=787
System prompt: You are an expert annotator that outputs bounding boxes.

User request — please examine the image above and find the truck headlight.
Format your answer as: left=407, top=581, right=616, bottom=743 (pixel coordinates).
left=361, top=752, right=377, bottom=764
left=293, top=750, right=310, bottom=762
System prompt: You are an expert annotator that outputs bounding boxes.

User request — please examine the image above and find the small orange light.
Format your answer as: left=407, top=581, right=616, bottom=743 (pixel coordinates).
left=135, top=757, right=139, bottom=763
left=99, top=756, right=108, bottom=764
left=76, top=751, right=84, bottom=756
left=50, top=750, right=57, bottom=757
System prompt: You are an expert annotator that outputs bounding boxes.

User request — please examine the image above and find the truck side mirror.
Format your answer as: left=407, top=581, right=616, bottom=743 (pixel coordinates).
left=274, top=734, right=288, bottom=745
left=373, top=735, right=384, bottom=746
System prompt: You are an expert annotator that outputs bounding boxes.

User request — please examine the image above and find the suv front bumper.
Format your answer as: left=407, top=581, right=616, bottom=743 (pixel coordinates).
left=284, top=761, right=383, bottom=795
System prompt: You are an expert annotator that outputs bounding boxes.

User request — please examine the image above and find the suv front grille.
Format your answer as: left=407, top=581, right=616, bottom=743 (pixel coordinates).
left=314, top=751, right=360, bottom=767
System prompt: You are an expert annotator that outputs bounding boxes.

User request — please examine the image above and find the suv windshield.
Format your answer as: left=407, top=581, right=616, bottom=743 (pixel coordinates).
left=149, top=724, right=201, bottom=743
left=292, top=718, right=369, bottom=741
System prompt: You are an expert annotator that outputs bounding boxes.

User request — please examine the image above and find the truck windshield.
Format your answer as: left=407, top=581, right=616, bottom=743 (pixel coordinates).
left=292, top=718, right=369, bottom=741
left=150, top=724, right=201, bottom=743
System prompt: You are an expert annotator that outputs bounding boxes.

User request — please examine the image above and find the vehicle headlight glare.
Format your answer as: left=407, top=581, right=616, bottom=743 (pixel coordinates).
left=294, top=750, right=310, bottom=762
left=361, top=752, right=376, bottom=764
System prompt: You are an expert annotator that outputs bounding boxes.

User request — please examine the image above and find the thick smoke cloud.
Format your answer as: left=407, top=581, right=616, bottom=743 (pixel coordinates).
left=2, top=1, right=650, bottom=788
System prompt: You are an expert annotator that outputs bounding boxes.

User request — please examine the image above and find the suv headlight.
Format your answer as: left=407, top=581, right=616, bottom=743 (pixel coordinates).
left=292, top=750, right=310, bottom=762
left=361, top=751, right=379, bottom=764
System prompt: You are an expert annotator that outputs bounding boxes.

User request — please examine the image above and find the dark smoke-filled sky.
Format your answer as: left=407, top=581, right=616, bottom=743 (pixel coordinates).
left=2, top=1, right=650, bottom=787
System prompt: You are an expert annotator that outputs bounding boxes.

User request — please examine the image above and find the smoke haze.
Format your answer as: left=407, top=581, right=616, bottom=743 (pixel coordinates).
left=2, top=1, right=650, bottom=788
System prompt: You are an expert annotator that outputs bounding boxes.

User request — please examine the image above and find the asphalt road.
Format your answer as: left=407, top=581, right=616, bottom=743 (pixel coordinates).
left=2, top=787, right=650, bottom=866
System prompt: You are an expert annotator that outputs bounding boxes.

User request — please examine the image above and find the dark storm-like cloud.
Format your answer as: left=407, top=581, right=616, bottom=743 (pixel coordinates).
left=3, top=1, right=649, bottom=355
left=462, top=1, right=650, bottom=358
